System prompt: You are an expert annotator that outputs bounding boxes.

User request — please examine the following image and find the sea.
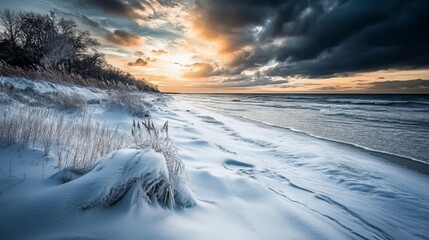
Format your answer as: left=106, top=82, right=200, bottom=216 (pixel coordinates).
left=176, top=94, right=429, bottom=164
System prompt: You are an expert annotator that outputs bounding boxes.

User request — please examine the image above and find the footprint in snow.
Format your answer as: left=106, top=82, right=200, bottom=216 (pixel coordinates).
left=223, top=159, right=254, bottom=169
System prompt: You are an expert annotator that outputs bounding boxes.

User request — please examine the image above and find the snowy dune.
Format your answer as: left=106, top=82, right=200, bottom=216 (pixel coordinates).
left=1, top=77, right=429, bottom=239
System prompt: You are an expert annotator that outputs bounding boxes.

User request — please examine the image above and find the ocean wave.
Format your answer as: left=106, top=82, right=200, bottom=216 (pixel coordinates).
left=323, top=98, right=429, bottom=106
left=318, top=109, right=429, bottom=126
left=231, top=114, right=429, bottom=172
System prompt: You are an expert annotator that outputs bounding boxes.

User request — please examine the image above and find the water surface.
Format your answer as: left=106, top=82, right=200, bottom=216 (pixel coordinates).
left=176, top=94, right=429, bottom=163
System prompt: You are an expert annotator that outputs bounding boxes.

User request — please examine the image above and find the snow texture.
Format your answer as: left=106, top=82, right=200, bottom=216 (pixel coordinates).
left=1, top=77, right=429, bottom=240
left=54, top=149, right=195, bottom=210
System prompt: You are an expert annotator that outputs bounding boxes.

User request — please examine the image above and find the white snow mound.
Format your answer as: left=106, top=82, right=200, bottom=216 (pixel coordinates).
left=53, top=148, right=196, bottom=210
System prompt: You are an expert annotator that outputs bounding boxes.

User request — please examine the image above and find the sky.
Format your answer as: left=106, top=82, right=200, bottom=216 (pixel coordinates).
left=1, top=0, right=429, bottom=93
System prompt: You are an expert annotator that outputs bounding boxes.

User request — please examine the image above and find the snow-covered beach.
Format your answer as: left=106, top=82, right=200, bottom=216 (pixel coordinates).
left=1, top=77, right=428, bottom=239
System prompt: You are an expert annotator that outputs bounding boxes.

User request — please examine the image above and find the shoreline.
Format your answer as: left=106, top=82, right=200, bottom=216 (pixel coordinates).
left=185, top=100, right=429, bottom=176
left=1, top=87, right=429, bottom=239
left=237, top=115, right=429, bottom=176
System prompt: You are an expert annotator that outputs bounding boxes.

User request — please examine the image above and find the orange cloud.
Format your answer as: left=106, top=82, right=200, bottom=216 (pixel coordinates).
left=183, top=62, right=215, bottom=78
left=189, top=8, right=249, bottom=55
left=152, top=49, right=168, bottom=55
left=128, top=58, right=148, bottom=66
left=135, top=51, right=144, bottom=57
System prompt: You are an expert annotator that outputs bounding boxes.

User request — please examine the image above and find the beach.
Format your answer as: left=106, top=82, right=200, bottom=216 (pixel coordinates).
left=1, top=85, right=429, bottom=239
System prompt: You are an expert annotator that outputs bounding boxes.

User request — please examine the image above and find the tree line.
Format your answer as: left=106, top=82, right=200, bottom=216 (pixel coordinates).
left=0, top=9, right=157, bottom=91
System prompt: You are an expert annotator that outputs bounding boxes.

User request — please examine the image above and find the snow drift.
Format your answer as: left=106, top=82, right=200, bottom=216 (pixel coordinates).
left=54, top=149, right=196, bottom=210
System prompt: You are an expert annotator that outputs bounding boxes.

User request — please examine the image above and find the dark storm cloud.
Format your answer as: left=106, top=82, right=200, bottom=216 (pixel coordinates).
left=194, top=0, right=429, bottom=78
left=71, top=0, right=143, bottom=19
left=157, top=0, right=181, bottom=7
left=220, top=72, right=288, bottom=88
left=104, top=29, right=143, bottom=47
left=73, top=14, right=142, bottom=46
left=368, top=79, right=429, bottom=90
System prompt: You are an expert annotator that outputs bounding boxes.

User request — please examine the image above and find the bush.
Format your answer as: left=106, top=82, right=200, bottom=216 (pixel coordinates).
left=53, top=118, right=195, bottom=210
left=53, top=148, right=195, bottom=210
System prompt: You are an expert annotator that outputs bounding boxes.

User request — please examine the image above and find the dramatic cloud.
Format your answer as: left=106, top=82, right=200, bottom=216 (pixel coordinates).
left=128, top=58, right=148, bottom=67
left=368, top=79, right=429, bottom=90
left=3, top=0, right=428, bottom=92
left=193, top=0, right=429, bottom=78
left=183, top=63, right=215, bottom=78
left=70, top=0, right=144, bottom=19
left=74, top=14, right=144, bottom=47
left=220, top=72, right=288, bottom=88
left=104, top=29, right=143, bottom=47
left=128, top=51, right=156, bottom=66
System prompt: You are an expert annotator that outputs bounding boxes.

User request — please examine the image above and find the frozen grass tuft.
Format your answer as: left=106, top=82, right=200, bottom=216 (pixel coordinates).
left=0, top=105, right=195, bottom=209
left=54, top=93, right=87, bottom=111
left=131, top=119, right=185, bottom=187
left=131, top=118, right=195, bottom=208
left=55, top=119, right=195, bottom=210
left=0, top=106, right=125, bottom=169
left=107, top=91, right=151, bottom=118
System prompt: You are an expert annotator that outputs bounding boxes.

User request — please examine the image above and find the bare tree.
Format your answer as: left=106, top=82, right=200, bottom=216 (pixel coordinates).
left=0, top=10, right=20, bottom=46
left=0, top=9, right=158, bottom=92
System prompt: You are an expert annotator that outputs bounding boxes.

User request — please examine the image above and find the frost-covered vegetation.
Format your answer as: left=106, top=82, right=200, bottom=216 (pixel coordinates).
left=107, top=91, right=152, bottom=118
left=0, top=10, right=157, bottom=91
left=130, top=119, right=195, bottom=208
left=54, top=92, right=87, bottom=111
left=0, top=75, right=194, bottom=212
left=0, top=106, right=126, bottom=169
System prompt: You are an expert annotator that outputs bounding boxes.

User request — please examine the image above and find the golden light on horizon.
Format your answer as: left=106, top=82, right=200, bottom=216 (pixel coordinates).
left=62, top=0, right=429, bottom=94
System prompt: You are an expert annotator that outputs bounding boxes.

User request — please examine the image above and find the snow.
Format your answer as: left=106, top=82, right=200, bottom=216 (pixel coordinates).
left=0, top=76, right=108, bottom=101
left=51, top=148, right=195, bottom=210
left=1, top=77, right=429, bottom=239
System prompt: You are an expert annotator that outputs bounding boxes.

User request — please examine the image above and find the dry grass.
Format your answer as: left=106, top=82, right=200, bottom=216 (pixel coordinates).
left=131, top=118, right=186, bottom=188
left=0, top=61, right=142, bottom=91
left=54, top=93, right=87, bottom=111
left=0, top=106, right=126, bottom=169
left=107, top=91, right=151, bottom=118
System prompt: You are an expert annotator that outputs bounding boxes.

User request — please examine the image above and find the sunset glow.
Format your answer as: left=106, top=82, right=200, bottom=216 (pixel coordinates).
left=2, top=0, right=428, bottom=93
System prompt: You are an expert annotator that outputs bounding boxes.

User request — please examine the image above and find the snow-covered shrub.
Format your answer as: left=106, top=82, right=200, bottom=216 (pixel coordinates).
left=129, top=119, right=195, bottom=208
left=107, top=91, right=151, bottom=118
left=53, top=92, right=87, bottom=111
left=131, top=119, right=185, bottom=186
left=53, top=149, right=195, bottom=210
left=53, top=119, right=196, bottom=210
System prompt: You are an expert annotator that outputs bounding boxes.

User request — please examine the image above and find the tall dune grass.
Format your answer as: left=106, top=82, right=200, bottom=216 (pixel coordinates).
left=0, top=106, right=126, bottom=169
left=107, top=91, right=151, bottom=118
left=0, top=61, right=145, bottom=91
left=54, top=93, right=87, bottom=111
